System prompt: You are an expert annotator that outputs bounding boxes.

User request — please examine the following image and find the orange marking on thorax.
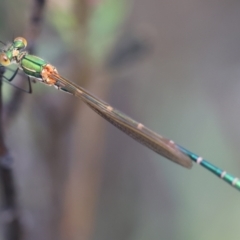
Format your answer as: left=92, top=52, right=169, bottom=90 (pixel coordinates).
left=41, top=64, right=58, bottom=85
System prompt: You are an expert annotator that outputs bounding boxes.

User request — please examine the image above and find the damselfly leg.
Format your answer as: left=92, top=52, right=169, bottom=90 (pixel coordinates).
left=2, top=67, right=32, bottom=93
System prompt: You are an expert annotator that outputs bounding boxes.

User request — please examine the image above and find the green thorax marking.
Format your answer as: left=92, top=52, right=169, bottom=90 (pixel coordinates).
left=20, top=54, right=48, bottom=78
left=5, top=44, right=16, bottom=61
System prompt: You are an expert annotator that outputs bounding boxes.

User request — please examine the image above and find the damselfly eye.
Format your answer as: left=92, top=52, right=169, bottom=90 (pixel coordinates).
left=13, top=37, right=27, bottom=50
left=0, top=53, right=10, bottom=66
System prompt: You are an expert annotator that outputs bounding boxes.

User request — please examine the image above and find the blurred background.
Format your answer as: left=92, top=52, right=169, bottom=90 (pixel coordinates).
left=0, top=0, right=240, bottom=239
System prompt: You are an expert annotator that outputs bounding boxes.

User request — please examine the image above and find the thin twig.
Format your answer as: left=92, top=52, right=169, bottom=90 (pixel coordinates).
left=0, top=67, right=22, bottom=240
left=0, top=1, right=47, bottom=238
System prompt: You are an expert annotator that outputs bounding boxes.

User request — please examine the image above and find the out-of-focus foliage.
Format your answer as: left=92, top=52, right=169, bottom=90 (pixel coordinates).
left=48, top=0, right=130, bottom=62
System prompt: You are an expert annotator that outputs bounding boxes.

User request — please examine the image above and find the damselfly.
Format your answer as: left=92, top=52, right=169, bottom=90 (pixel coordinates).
left=0, top=37, right=239, bottom=191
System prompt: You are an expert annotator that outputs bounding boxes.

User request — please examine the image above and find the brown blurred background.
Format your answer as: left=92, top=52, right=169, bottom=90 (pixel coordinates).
left=0, top=0, right=240, bottom=239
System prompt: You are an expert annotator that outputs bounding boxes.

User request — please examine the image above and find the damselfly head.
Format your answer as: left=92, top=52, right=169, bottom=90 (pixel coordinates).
left=13, top=37, right=27, bottom=51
